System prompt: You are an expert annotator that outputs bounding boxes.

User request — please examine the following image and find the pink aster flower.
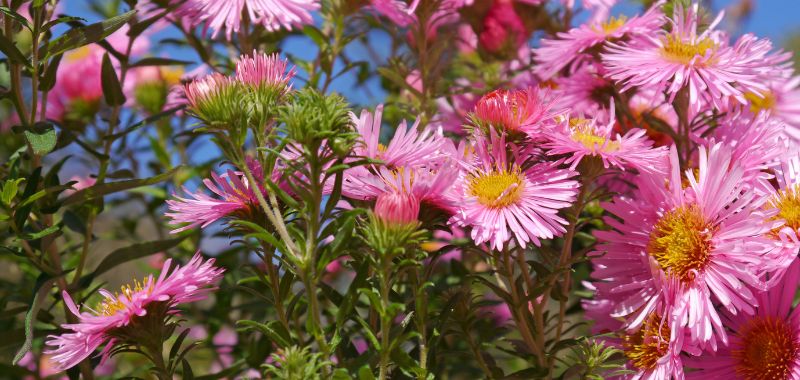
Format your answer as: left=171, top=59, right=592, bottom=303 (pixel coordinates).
left=744, top=74, right=800, bottom=142
left=543, top=105, right=668, bottom=174
left=449, top=130, right=579, bottom=250
left=353, top=104, right=450, bottom=168
left=478, top=0, right=530, bottom=55
left=583, top=279, right=688, bottom=380
left=234, top=51, right=296, bottom=93
left=166, top=159, right=267, bottom=233
left=374, top=190, right=421, bottom=225
left=177, top=0, right=319, bottom=39
left=551, top=62, right=612, bottom=116
left=684, top=259, right=800, bottom=379
left=589, top=143, right=788, bottom=350
left=366, top=0, right=420, bottom=27
left=343, top=163, right=459, bottom=214
left=470, top=87, right=560, bottom=139
left=603, top=3, right=788, bottom=112
left=45, top=253, right=224, bottom=371
left=533, top=3, right=663, bottom=79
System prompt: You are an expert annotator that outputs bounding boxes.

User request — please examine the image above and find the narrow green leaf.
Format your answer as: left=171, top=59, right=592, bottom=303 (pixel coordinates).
left=129, top=57, right=192, bottom=67
left=38, top=53, right=63, bottom=91
left=44, top=10, right=136, bottom=59
left=62, top=166, right=181, bottom=206
left=81, top=235, right=188, bottom=284
left=101, top=53, right=125, bottom=106
left=236, top=320, right=291, bottom=348
left=0, top=33, right=29, bottom=67
left=0, top=7, right=31, bottom=30
left=12, top=278, right=54, bottom=364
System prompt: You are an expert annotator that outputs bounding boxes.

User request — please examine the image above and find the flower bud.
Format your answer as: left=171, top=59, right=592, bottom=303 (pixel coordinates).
left=374, top=191, right=420, bottom=226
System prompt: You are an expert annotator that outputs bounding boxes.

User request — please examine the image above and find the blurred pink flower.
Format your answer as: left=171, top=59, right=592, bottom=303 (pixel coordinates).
left=177, top=0, right=319, bottom=39
left=478, top=0, right=529, bottom=55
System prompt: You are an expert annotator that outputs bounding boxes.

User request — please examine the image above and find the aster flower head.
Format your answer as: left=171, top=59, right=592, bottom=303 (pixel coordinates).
left=184, top=73, right=241, bottom=125
left=374, top=190, right=421, bottom=226
left=603, top=2, right=787, bottom=112
left=589, top=144, right=789, bottom=350
left=353, top=104, right=450, bottom=169
left=469, top=87, right=560, bottom=139
left=533, top=3, right=663, bottom=79
left=543, top=104, right=669, bottom=174
left=178, top=0, right=319, bottom=39
left=234, top=51, right=296, bottom=96
left=449, top=130, right=579, bottom=250
left=343, top=163, right=459, bottom=215
left=45, top=253, right=224, bottom=371
left=684, top=259, right=800, bottom=379
left=584, top=278, right=688, bottom=380
left=166, top=159, right=267, bottom=233
left=743, top=74, right=800, bottom=142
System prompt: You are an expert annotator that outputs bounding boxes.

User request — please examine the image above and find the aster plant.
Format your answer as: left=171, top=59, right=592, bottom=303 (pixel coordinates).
left=2, top=0, right=800, bottom=379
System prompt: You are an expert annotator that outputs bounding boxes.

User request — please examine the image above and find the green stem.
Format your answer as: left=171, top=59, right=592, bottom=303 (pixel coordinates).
left=378, top=256, right=392, bottom=380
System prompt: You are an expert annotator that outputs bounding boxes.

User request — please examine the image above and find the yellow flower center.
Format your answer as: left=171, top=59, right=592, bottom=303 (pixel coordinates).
left=96, top=278, right=153, bottom=317
left=765, top=185, right=800, bottom=234
left=647, top=205, right=713, bottom=283
left=596, top=15, right=628, bottom=34
left=65, top=46, right=92, bottom=62
left=569, top=118, right=620, bottom=152
left=623, top=314, right=671, bottom=370
left=468, top=169, right=525, bottom=208
left=745, top=91, right=777, bottom=114
left=660, top=35, right=718, bottom=64
left=733, top=316, right=799, bottom=380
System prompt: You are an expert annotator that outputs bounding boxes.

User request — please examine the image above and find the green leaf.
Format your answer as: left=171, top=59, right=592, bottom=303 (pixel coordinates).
left=80, top=235, right=188, bottom=285
left=1, top=179, right=24, bottom=205
left=0, top=33, right=29, bottom=67
left=38, top=53, right=63, bottom=91
left=23, top=122, right=57, bottom=156
left=43, top=10, right=136, bottom=59
left=62, top=166, right=181, bottom=206
left=129, top=57, right=192, bottom=67
left=236, top=320, right=292, bottom=348
left=101, top=53, right=125, bottom=106
left=22, top=223, right=61, bottom=240
left=12, top=277, right=55, bottom=365
left=0, top=7, right=31, bottom=30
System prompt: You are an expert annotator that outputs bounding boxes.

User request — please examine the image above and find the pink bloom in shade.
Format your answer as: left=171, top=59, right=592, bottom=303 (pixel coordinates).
left=589, top=144, right=790, bottom=351
left=684, top=259, right=800, bottom=379
left=62, top=175, right=97, bottom=197
left=478, top=0, right=529, bottom=55
left=45, top=253, right=224, bottom=371
left=366, top=0, right=420, bottom=27
left=352, top=105, right=450, bottom=169
left=177, top=0, right=319, bottom=39
left=471, top=87, right=560, bottom=139
left=703, top=110, right=788, bottom=183
left=234, top=51, right=296, bottom=92
left=533, top=3, right=662, bottom=79
left=343, top=163, right=459, bottom=214
left=449, top=130, right=579, bottom=250
left=480, top=297, right=513, bottom=326
left=583, top=279, right=688, bottom=379
left=543, top=105, right=669, bottom=174
left=456, top=23, right=478, bottom=53
left=374, top=190, right=420, bottom=225
left=166, top=160, right=266, bottom=233
left=551, top=62, right=612, bottom=116
left=602, top=3, right=790, bottom=113
left=744, top=74, right=800, bottom=142
left=434, top=80, right=481, bottom=135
